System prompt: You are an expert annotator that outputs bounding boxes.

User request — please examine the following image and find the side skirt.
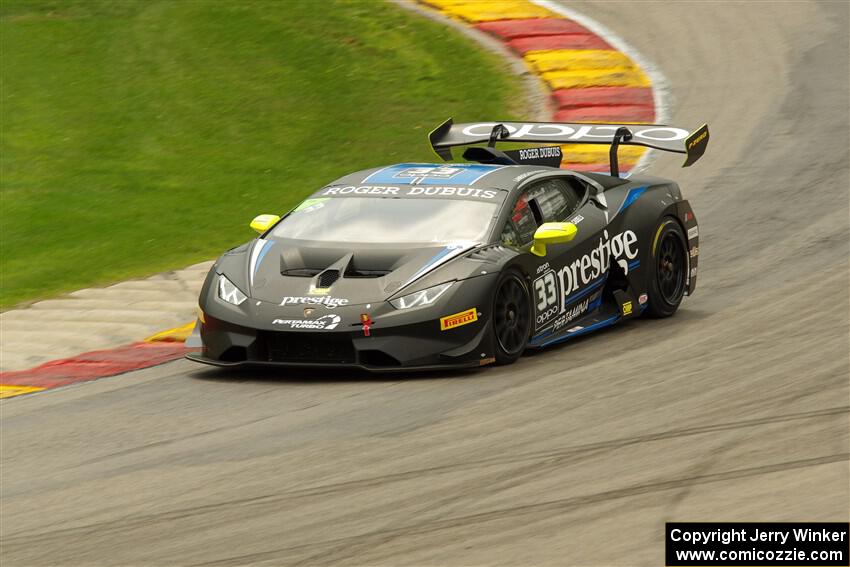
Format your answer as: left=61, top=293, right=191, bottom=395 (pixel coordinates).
left=528, top=293, right=646, bottom=349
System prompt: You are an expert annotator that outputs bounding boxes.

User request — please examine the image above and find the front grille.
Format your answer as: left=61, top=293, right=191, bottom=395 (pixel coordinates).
left=260, top=332, right=356, bottom=364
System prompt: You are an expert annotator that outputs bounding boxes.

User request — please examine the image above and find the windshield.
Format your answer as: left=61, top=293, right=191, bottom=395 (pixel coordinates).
left=271, top=197, right=499, bottom=244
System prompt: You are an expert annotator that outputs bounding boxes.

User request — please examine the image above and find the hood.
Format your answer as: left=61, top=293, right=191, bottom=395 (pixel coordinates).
left=233, top=238, right=481, bottom=306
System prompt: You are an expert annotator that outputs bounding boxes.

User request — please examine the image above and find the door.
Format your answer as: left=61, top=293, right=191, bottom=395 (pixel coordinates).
left=500, top=176, right=609, bottom=335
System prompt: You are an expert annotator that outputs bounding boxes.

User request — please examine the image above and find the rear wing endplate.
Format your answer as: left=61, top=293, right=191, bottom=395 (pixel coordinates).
left=429, top=118, right=709, bottom=176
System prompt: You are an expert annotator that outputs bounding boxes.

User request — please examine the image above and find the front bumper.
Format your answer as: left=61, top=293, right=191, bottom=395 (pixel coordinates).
left=189, top=271, right=500, bottom=371
left=188, top=313, right=495, bottom=371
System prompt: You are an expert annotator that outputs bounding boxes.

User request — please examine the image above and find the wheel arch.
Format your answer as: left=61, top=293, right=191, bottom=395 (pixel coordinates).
left=611, top=182, right=687, bottom=301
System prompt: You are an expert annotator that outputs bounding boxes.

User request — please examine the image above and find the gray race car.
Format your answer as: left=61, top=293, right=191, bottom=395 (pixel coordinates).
left=187, top=118, right=709, bottom=371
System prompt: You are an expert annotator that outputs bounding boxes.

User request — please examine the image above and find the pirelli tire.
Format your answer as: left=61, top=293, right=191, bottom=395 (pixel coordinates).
left=645, top=217, right=689, bottom=318
left=492, top=270, right=533, bottom=365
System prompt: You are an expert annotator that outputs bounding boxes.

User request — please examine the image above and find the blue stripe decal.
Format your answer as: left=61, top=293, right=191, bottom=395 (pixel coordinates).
left=618, top=186, right=647, bottom=214
left=362, top=163, right=504, bottom=186
left=628, top=259, right=641, bottom=271
left=530, top=295, right=604, bottom=343
left=563, top=275, right=607, bottom=305
left=537, top=315, right=620, bottom=348
left=253, top=240, right=273, bottom=278
left=532, top=328, right=554, bottom=341
left=406, top=246, right=455, bottom=282
left=360, top=164, right=396, bottom=183
left=400, top=242, right=477, bottom=290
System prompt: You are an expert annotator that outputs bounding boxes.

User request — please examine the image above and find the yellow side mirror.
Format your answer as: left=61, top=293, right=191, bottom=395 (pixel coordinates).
left=250, top=214, right=280, bottom=234
left=531, top=222, right=577, bottom=257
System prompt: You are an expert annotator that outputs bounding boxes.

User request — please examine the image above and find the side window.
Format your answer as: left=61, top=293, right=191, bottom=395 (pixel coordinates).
left=562, top=178, right=589, bottom=218
left=529, top=178, right=584, bottom=222
left=501, top=193, right=537, bottom=247
left=500, top=177, right=587, bottom=247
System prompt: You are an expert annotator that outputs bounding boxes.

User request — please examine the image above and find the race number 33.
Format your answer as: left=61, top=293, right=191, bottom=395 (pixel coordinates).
left=534, top=270, right=559, bottom=328
left=535, top=271, right=558, bottom=310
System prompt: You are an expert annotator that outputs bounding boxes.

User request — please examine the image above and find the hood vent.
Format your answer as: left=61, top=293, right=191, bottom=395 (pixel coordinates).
left=311, top=252, right=353, bottom=291
left=282, top=266, right=389, bottom=279
left=317, top=269, right=341, bottom=289
left=343, top=267, right=391, bottom=278
left=467, top=245, right=511, bottom=263
left=281, top=268, right=322, bottom=277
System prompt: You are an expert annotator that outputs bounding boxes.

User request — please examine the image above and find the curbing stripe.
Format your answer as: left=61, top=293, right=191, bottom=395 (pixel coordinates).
left=567, top=163, right=613, bottom=173
left=418, top=0, right=481, bottom=8
left=476, top=18, right=590, bottom=40
left=144, top=321, right=195, bottom=343
left=552, top=86, right=654, bottom=109
left=554, top=105, right=655, bottom=123
left=561, top=144, right=644, bottom=165
left=524, top=49, right=635, bottom=73
left=541, top=68, right=650, bottom=89
left=507, top=34, right=612, bottom=54
left=0, top=384, right=46, bottom=399
left=440, top=0, right=555, bottom=23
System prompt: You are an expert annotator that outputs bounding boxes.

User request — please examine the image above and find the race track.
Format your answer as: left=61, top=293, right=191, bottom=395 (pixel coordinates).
left=2, top=2, right=848, bottom=565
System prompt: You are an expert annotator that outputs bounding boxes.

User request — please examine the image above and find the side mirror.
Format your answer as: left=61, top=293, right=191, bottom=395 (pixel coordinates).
left=250, top=214, right=280, bottom=234
left=531, top=222, right=577, bottom=257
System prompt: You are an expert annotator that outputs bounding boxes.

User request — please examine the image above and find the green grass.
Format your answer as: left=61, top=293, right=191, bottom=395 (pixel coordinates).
left=0, top=0, right=522, bottom=308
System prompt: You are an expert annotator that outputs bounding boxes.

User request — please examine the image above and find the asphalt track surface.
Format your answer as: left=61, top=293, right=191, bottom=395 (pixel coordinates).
left=2, top=2, right=848, bottom=565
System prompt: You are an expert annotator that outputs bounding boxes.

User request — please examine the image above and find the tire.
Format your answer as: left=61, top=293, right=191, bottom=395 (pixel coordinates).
left=492, top=270, right=532, bottom=365
left=645, top=218, right=689, bottom=318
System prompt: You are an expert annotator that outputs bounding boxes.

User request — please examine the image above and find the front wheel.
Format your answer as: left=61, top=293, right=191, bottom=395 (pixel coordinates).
left=492, top=271, right=532, bottom=365
left=645, top=218, right=688, bottom=318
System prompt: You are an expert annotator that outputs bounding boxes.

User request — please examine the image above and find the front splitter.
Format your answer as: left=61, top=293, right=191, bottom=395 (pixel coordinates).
left=185, top=352, right=492, bottom=373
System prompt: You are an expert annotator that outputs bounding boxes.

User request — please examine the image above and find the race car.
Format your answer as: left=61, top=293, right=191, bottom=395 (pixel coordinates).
left=187, top=118, right=708, bottom=371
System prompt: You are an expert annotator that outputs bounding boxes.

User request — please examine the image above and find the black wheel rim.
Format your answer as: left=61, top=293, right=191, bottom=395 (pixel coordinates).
left=657, top=232, right=686, bottom=304
left=494, top=276, right=530, bottom=355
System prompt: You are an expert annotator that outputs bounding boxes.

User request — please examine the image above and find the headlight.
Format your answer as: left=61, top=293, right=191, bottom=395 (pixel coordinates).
left=390, top=281, right=453, bottom=310
left=217, top=274, right=248, bottom=306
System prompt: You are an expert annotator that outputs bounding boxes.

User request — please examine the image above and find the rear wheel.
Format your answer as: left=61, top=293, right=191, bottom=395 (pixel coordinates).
left=493, top=271, right=532, bottom=365
left=645, top=218, right=688, bottom=318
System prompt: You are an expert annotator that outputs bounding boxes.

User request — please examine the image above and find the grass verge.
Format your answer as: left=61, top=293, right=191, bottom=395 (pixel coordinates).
left=0, top=0, right=522, bottom=307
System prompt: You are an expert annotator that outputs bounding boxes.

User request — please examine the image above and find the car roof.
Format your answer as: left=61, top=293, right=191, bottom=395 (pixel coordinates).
left=328, top=162, right=554, bottom=191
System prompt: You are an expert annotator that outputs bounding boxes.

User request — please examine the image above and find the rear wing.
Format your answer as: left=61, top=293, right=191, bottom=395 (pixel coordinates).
left=428, top=118, right=709, bottom=176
